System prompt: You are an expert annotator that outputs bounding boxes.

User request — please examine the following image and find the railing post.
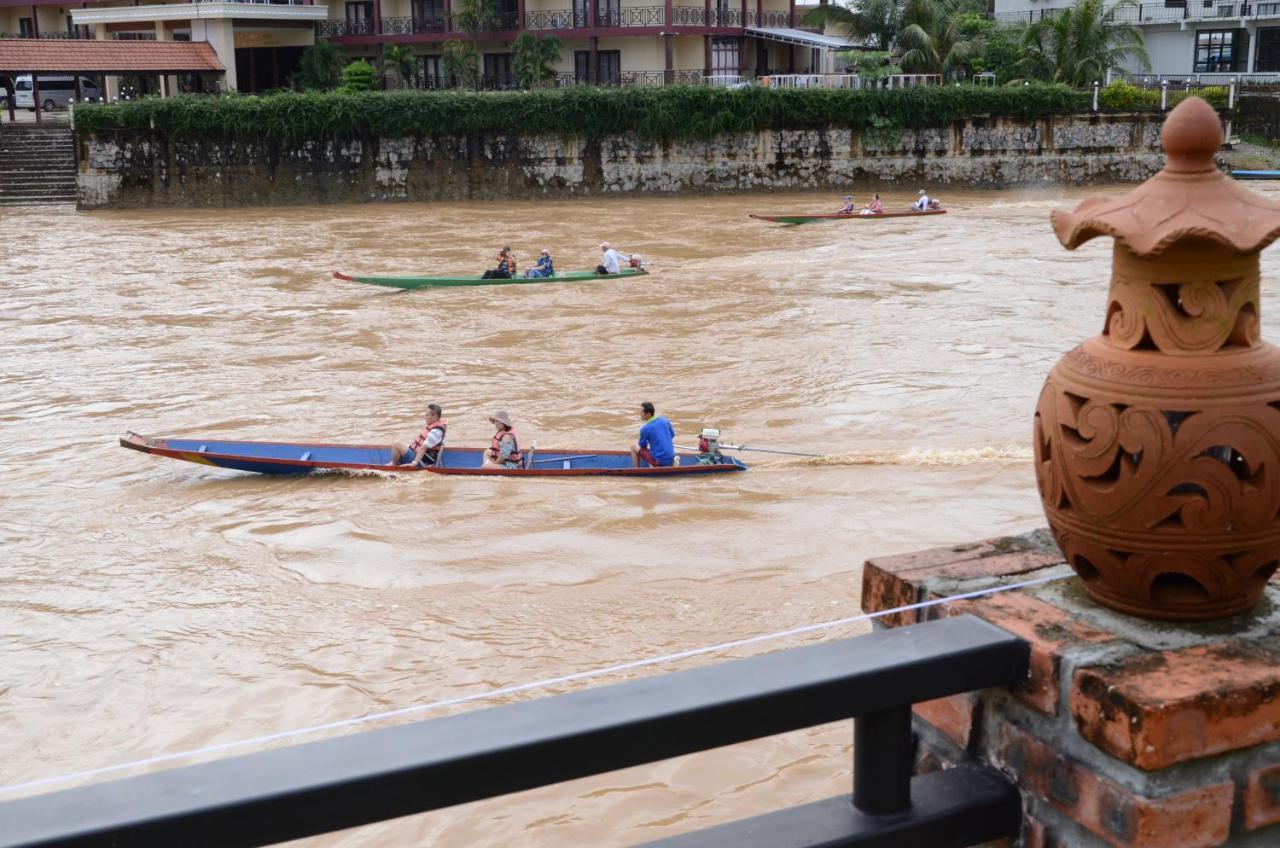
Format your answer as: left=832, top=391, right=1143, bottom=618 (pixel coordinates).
left=852, top=705, right=913, bottom=816
left=1093, top=79, right=1100, bottom=111
left=1161, top=78, right=1169, bottom=110
left=1231, top=77, right=1237, bottom=108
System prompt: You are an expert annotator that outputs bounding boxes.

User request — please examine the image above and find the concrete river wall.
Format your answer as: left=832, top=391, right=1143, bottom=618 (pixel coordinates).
left=75, top=111, right=1166, bottom=209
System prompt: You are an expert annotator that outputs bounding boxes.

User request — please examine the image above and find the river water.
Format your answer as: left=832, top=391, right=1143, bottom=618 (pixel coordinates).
left=5, top=186, right=1279, bottom=844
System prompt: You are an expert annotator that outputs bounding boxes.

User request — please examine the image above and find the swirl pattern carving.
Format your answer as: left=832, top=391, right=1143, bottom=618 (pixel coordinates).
left=1035, top=349, right=1280, bottom=620
left=1041, top=98, right=1280, bottom=621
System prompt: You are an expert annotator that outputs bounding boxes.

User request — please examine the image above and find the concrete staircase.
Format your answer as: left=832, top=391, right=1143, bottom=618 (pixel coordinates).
left=0, top=125, right=77, bottom=205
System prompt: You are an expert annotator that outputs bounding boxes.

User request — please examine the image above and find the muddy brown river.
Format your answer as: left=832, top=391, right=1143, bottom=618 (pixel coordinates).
left=5, top=186, right=1280, bottom=845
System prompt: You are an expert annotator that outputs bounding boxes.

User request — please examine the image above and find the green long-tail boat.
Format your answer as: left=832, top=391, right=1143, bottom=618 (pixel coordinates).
left=333, top=268, right=648, bottom=289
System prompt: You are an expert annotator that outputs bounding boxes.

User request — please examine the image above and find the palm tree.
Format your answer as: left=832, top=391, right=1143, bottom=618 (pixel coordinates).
left=512, top=32, right=563, bottom=89
left=382, top=44, right=418, bottom=89
left=1016, top=0, right=1149, bottom=87
left=895, top=0, right=986, bottom=77
left=292, top=40, right=346, bottom=91
left=803, top=0, right=901, bottom=51
left=445, top=0, right=500, bottom=88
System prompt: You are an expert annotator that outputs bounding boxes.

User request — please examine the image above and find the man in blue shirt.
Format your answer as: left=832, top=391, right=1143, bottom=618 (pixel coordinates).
left=631, top=401, right=676, bottom=468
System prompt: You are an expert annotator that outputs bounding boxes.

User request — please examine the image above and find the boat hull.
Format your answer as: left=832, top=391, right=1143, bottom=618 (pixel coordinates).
left=334, top=269, right=648, bottom=289
left=120, top=433, right=747, bottom=477
left=749, top=210, right=948, bottom=225
left=1231, top=170, right=1280, bottom=181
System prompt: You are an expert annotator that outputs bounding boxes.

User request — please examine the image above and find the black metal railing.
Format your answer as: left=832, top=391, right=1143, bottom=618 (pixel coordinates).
left=0, top=615, right=1027, bottom=848
left=381, top=14, right=449, bottom=33
left=525, top=8, right=575, bottom=27
left=0, top=30, right=94, bottom=39
left=316, top=18, right=376, bottom=35
left=747, top=8, right=790, bottom=26
left=992, top=0, right=1280, bottom=23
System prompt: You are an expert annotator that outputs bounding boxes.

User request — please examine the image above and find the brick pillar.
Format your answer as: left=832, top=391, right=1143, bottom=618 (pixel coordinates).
left=31, top=4, right=39, bottom=37
left=861, top=530, right=1280, bottom=848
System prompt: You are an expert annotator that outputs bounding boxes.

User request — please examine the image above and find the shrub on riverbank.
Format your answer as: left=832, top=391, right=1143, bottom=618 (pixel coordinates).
left=75, top=84, right=1101, bottom=143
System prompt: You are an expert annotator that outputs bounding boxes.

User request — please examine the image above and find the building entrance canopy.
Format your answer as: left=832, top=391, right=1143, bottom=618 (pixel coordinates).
left=744, top=26, right=853, bottom=50
left=0, top=38, right=225, bottom=74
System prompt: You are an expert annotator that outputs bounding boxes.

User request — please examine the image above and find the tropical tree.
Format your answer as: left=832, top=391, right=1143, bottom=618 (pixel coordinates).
left=803, top=0, right=901, bottom=50
left=293, top=40, right=346, bottom=91
left=341, top=59, right=377, bottom=92
left=442, top=40, right=482, bottom=89
left=895, top=0, right=986, bottom=77
left=444, top=0, right=501, bottom=88
left=511, top=32, right=563, bottom=89
left=382, top=44, right=418, bottom=89
left=1015, top=0, right=1149, bottom=87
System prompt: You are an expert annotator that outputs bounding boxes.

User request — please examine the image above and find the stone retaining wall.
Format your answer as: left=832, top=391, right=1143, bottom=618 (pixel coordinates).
left=76, top=112, right=1167, bottom=209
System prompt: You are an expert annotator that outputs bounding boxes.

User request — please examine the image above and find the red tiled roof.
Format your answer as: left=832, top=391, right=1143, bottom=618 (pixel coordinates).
left=0, top=39, right=224, bottom=73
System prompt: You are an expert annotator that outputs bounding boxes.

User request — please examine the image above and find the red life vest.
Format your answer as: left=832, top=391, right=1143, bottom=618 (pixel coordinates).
left=410, top=419, right=448, bottom=463
left=491, top=427, right=522, bottom=465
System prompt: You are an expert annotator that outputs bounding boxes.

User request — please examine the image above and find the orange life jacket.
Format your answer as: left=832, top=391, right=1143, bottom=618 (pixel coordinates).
left=497, top=252, right=516, bottom=274
left=491, top=427, right=522, bottom=465
left=410, top=419, right=447, bottom=464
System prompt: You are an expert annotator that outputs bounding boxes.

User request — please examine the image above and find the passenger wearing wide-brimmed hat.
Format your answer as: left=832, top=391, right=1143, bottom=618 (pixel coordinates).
left=482, top=410, right=523, bottom=469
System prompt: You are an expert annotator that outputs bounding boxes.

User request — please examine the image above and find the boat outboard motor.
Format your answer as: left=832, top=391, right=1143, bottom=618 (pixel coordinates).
left=629, top=254, right=645, bottom=270
left=697, top=428, right=724, bottom=464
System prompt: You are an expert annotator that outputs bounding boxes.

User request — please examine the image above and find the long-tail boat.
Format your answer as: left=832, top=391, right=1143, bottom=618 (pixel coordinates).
left=119, top=432, right=747, bottom=477
left=333, top=268, right=648, bottom=289
left=748, top=210, right=948, bottom=225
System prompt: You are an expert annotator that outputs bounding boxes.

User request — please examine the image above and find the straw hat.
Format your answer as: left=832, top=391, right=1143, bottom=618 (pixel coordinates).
left=489, top=410, right=514, bottom=429
left=599, top=241, right=610, bottom=250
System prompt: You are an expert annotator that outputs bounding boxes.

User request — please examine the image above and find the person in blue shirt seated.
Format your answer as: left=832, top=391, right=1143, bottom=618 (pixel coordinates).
left=836, top=195, right=855, bottom=214
left=524, top=248, right=554, bottom=278
left=630, top=401, right=676, bottom=468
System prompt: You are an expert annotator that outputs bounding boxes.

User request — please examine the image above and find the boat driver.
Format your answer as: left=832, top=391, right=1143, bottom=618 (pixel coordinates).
left=391, top=404, right=447, bottom=467
left=912, top=189, right=931, bottom=212
left=630, top=401, right=676, bottom=468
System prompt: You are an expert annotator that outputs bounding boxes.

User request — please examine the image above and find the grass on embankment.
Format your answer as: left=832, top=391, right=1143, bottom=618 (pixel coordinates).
left=76, top=84, right=1103, bottom=144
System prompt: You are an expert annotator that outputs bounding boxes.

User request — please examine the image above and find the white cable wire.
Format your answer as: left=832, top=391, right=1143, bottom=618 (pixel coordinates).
left=0, top=571, right=1069, bottom=798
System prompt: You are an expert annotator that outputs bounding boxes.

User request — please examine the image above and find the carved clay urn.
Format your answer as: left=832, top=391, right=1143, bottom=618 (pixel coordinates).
left=1037, top=97, right=1280, bottom=621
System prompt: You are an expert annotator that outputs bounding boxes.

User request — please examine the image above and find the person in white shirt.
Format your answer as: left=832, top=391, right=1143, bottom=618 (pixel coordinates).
left=912, top=189, right=930, bottom=212
left=596, top=241, right=631, bottom=275
left=390, top=404, right=447, bottom=467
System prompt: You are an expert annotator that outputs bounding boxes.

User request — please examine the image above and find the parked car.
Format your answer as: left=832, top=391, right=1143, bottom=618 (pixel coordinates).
left=13, top=75, right=101, bottom=111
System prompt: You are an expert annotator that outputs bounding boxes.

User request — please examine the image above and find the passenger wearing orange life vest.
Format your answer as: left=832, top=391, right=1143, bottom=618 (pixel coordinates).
left=482, top=410, right=523, bottom=469
left=390, top=404, right=447, bottom=467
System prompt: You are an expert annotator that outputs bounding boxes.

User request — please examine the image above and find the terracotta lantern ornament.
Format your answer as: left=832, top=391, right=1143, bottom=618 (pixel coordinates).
left=1037, top=97, right=1280, bottom=621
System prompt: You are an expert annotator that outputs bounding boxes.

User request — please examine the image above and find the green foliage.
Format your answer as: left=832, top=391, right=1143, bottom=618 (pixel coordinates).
left=74, top=84, right=1099, bottom=145
left=442, top=41, right=481, bottom=89
left=838, top=50, right=899, bottom=82
left=451, top=0, right=500, bottom=36
left=804, top=0, right=900, bottom=50
left=293, top=41, right=346, bottom=91
left=957, top=14, right=1023, bottom=83
left=382, top=44, right=418, bottom=90
left=897, top=0, right=988, bottom=77
left=342, top=60, right=377, bottom=93
left=1099, top=80, right=1228, bottom=110
left=1016, top=0, right=1149, bottom=87
left=512, top=32, right=563, bottom=89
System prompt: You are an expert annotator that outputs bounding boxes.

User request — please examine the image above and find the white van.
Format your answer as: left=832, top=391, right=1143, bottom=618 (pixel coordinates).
left=14, top=75, right=101, bottom=111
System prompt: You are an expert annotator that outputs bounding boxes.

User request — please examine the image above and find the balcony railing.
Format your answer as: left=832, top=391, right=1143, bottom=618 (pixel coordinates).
left=381, top=14, right=449, bottom=33
left=0, top=616, right=1028, bottom=848
left=994, top=0, right=1280, bottom=24
left=317, top=17, right=375, bottom=35
left=513, top=4, right=784, bottom=30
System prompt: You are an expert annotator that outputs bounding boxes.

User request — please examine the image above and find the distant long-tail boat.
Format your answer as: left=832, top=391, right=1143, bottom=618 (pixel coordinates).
left=120, top=432, right=747, bottom=477
left=749, top=210, right=948, bottom=225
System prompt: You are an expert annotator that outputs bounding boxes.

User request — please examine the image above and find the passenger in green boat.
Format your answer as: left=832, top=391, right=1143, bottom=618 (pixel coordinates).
left=595, top=242, right=632, bottom=275
left=524, top=249, right=555, bottom=278
left=482, top=410, right=523, bottom=469
left=481, top=247, right=517, bottom=279
left=837, top=195, right=855, bottom=214
left=390, top=404, right=447, bottom=467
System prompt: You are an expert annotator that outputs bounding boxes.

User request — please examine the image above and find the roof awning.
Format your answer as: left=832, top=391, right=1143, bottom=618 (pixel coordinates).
left=0, top=39, right=225, bottom=73
left=745, top=27, right=856, bottom=50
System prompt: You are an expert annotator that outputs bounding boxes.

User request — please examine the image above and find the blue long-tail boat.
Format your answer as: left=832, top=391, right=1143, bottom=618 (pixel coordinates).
left=119, top=432, right=747, bottom=478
